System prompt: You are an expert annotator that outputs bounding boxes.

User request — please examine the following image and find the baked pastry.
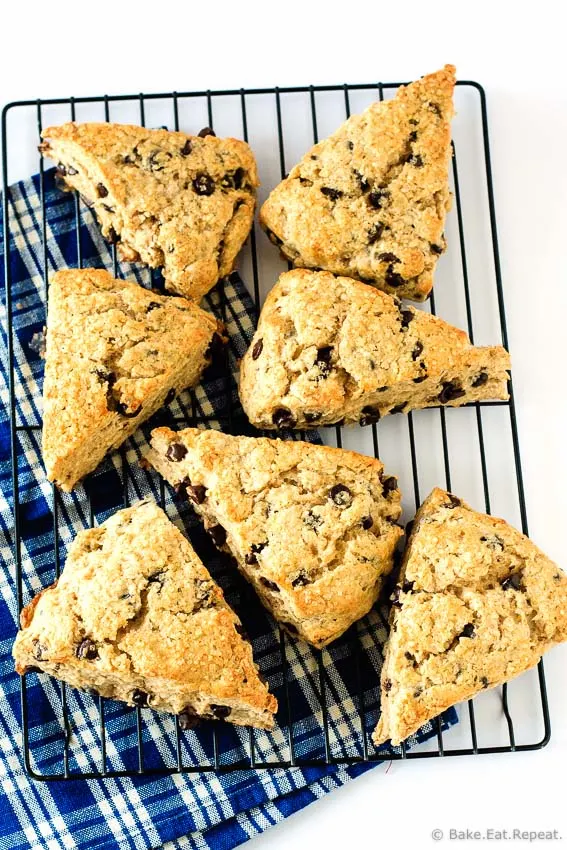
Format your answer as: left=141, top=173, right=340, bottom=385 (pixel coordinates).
left=239, top=269, right=510, bottom=430
left=40, top=122, right=258, bottom=300
left=373, top=488, right=567, bottom=747
left=260, top=66, right=455, bottom=301
left=13, top=499, right=277, bottom=729
left=147, top=428, right=403, bottom=648
left=42, top=268, right=224, bottom=491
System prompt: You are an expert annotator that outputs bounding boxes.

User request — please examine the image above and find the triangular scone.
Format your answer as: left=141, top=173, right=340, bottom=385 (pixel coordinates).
left=260, top=66, right=455, bottom=301
left=373, top=488, right=567, bottom=747
left=239, top=270, right=510, bottom=430
left=13, top=500, right=277, bottom=729
left=42, top=269, right=224, bottom=491
left=40, top=122, right=258, bottom=300
left=147, top=427, right=403, bottom=648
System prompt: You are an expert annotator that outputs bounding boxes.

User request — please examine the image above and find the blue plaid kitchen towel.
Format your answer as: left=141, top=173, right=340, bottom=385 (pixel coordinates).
left=0, top=167, right=458, bottom=850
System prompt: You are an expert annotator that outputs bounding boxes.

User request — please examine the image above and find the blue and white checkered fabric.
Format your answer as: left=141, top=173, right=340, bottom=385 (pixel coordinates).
left=0, top=168, right=458, bottom=850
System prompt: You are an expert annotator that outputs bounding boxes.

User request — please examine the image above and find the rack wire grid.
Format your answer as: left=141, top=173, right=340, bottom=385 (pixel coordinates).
left=2, top=78, right=550, bottom=781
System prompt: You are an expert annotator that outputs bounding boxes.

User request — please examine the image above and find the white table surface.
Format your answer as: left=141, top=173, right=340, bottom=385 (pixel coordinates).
left=2, top=1, right=566, bottom=847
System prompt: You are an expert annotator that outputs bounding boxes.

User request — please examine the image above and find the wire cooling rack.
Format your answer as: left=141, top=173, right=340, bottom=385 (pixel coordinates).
left=1, top=79, right=550, bottom=780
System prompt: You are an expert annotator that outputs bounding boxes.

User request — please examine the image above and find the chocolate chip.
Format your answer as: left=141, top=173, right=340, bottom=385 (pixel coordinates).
left=178, top=709, right=200, bottom=730
left=481, top=534, right=505, bottom=551
left=438, top=381, right=465, bottom=404
left=379, top=252, right=399, bottom=263
left=320, top=187, right=343, bottom=201
left=407, top=154, right=423, bottom=167
left=409, top=118, right=419, bottom=126
left=481, top=677, right=489, bottom=688
left=428, top=102, right=442, bottom=117
left=353, top=170, right=369, bottom=192
left=444, top=494, right=461, bottom=508
left=382, top=476, right=398, bottom=496
left=391, top=403, right=407, bottom=415
left=315, top=346, right=333, bottom=376
left=347, top=140, right=354, bottom=151
left=174, top=476, right=191, bottom=500
left=430, top=243, right=444, bottom=254
left=359, top=405, right=381, bottom=426
left=208, top=525, right=227, bottom=548
left=390, top=587, right=402, bottom=607
left=187, top=485, right=207, bottom=504
left=385, top=265, right=406, bottom=288
left=181, top=139, right=192, bottom=156
left=198, top=127, right=216, bottom=137
left=304, top=510, right=323, bottom=530
left=329, top=484, right=353, bottom=507
left=384, top=679, right=393, bottom=692
left=116, top=401, right=142, bottom=418
left=246, top=541, right=267, bottom=564
left=265, top=228, right=283, bottom=247
left=166, top=442, right=187, bottom=462
left=368, top=190, right=390, bottom=209
left=413, top=687, right=423, bottom=698
left=147, top=301, right=161, bottom=313
left=193, top=172, right=215, bottom=195
left=472, top=372, right=488, bottom=388
left=164, top=388, right=176, bottom=405
left=107, top=226, right=120, bottom=244
left=210, top=704, right=231, bottom=718
left=460, top=623, right=475, bottom=639
left=400, top=310, right=414, bottom=329
left=413, top=374, right=427, bottom=383
left=131, top=689, right=149, bottom=707
left=411, top=341, right=424, bottom=360
left=368, top=223, right=385, bottom=244
left=502, top=572, right=522, bottom=591
left=96, top=183, right=108, bottom=198
left=292, top=572, right=310, bottom=587
left=405, top=651, right=417, bottom=666
left=402, top=580, right=414, bottom=593
left=361, top=515, right=373, bottom=530
left=409, top=130, right=418, bottom=142
left=272, top=407, right=296, bottom=428
left=304, top=411, right=322, bottom=423
left=259, top=577, right=279, bottom=592
left=76, top=638, right=98, bottom=661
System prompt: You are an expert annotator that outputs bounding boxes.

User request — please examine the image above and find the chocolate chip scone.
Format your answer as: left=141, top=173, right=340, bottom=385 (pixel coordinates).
left=13, top=500, right=277, bottom=729
left=260, top=65, right=455, bottom=301
left=40, top=123, right=258, bottom=300
left=373, top=488, right=567, bottom=747
left=43, top=268, right=225, bottom=491
left=146, top=428, right=403, bottom=648
left=239, top=269, right=510, bottom=430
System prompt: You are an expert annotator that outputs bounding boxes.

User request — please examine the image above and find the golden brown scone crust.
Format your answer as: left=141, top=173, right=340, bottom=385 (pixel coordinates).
left=260, top=66, right=455, bottom=301
left=13, top=500, right=277, bottom=729
left=147, top=428, right=403, bottom=648
left=373, top=488, right=567, bottom=746
left=40, top=122, right=258, bottom=300
left=42, top=268, right=223, bottom=491
left=239, top=269, right=510, bottom=429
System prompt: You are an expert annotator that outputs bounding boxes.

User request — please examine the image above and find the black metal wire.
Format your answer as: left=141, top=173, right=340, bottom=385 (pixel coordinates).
left=1, top=79, right=551, bottom=781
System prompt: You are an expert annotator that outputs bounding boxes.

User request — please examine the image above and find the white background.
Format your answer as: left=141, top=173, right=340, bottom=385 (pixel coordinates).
left=1, top=1, right=566, bottom=848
